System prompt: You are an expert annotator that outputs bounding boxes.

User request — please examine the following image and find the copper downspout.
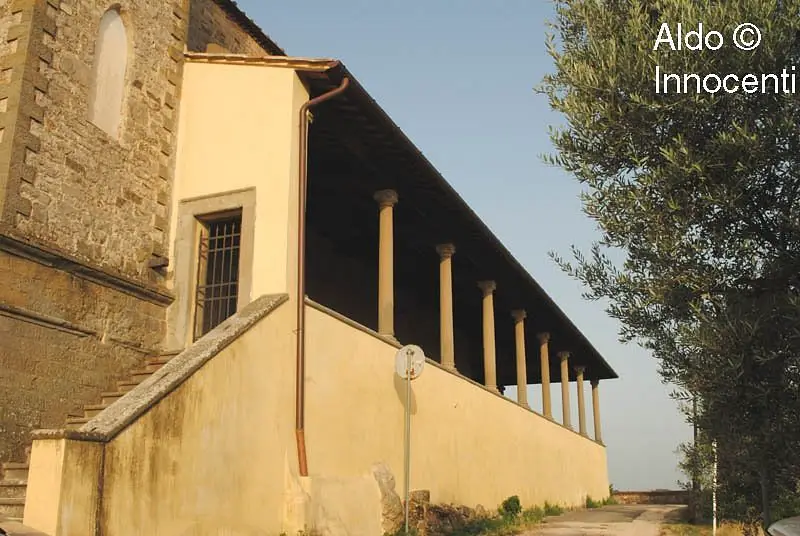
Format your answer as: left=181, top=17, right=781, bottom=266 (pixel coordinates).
left=296, top=76, right=350, bottom=476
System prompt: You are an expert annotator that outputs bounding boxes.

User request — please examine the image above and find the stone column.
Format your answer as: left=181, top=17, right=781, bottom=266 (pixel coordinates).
left=591, top=379, right=603, bottom=444
left=511, top=310, right=528, bottom=408
left=478, top=281, right=498, bottom=393
left=436, top=244, right=456, bottom=371
left=558, top=351, right=571, bottom=428
left=537, top=333, right=553, bottom=419
left=374, top=189, right=398, bottom=338
left=575, top=366, right=587, bottom=436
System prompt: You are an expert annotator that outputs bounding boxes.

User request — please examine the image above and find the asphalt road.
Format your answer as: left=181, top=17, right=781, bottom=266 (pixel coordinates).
left=526, top=504, right=687, bottom=536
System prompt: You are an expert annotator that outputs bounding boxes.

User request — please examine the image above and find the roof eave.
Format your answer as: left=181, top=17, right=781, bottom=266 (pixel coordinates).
left=179, top=53, right=618, bottom=381
left=298, top=64, right=620, bottom=381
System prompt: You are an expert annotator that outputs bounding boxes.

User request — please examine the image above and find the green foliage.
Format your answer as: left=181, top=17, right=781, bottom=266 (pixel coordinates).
left=543, top=501, right=564, bottom=517
left=498, top=495, right=522, bottom=520
left=540, top=0, right=800, bottom=528
left=386, top=529, right=419, bottom=536
left=520, top=506, right=545, bottom=524
left=587, top=494, right=617, bottom=509
left=442, top=498, right=549, bottom=536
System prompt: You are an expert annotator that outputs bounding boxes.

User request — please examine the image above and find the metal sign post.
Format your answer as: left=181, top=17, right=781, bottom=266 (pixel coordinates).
left=395, top=345, right=425, bottom=535
left=404, top=355, right=411, bottom=533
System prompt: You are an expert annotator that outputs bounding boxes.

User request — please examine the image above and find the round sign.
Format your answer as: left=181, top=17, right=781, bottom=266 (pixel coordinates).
left=394, top=344, right=425, bottom=380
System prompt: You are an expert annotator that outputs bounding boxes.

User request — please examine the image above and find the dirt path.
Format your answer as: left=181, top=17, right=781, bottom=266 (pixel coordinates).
left=525, top=504, right=686, bottom=536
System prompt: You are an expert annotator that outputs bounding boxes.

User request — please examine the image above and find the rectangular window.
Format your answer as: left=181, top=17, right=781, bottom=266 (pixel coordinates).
left=193, top=211, right=242, bottom=339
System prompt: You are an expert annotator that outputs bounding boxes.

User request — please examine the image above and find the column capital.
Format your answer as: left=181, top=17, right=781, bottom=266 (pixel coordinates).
left=591, top=378, right=600, bottom=387
left=374, top=189, right=399, bottom=207
left=511, top=309, right=526, bottom=322
left=436, top=243, right=456, bottom=258
left=536, top=332, right=550, bottom=344
left=557, top=351, right=570, bottom=361
left=574, top=365, right=586, bottom=375
left=477, top=280, right=496, bottom=295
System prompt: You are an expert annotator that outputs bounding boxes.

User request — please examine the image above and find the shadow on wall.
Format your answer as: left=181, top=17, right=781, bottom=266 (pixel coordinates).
left=393, top=373, right=419, bottom=415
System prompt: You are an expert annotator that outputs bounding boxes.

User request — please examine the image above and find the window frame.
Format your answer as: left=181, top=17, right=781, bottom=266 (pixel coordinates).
left=169, top=188, right=256, bottom=349
left=192, top=210, right=243, bottom=340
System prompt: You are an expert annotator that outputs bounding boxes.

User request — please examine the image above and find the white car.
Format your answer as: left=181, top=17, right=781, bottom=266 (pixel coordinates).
left=770, top=517, right=800, bottom=536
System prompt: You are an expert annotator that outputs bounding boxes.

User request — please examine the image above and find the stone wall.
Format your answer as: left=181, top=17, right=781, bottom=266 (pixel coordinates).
left=0, top=249, right=165, bottom=462
left=187, top=0, right=283, bottom=55
left=5, top=0, right=186, bottom=281
left=612, top=490, right=691, bottom=505
left=0, top=0, right=285, bottom=463
left=0, top=0, right=187, bottom=465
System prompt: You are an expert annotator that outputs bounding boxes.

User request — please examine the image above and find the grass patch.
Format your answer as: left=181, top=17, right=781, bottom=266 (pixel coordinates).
left=389, top=494, right=619, bottom=536
left=586, top=494, right=618, bottom=509
left=451, top=505, right=547, bottom=536
left=660, top=522, right=764, bottom=536
left=543, top=501, right=563, bottom=517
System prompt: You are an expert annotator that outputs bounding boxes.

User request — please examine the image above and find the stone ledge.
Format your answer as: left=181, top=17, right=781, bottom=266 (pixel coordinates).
left=0, top=302, right=96, bottom=337
left=612, top=490, right=690, bottom=505
left=0, top=225, right=174, bottom=306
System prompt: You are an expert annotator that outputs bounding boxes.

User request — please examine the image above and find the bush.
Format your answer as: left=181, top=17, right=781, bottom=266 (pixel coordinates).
left=498, top=495, right=522, bottom=520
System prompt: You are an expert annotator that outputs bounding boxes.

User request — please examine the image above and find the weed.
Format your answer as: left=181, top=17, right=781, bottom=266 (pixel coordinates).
left=498, top=495, right=522, bottom=520
left=543, top=501, right=564, bottom=516
left=585, top=496, right=601, bottom=509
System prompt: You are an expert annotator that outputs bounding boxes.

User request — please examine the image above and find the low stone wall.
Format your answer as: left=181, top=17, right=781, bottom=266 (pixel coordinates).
left=612, top=490, right=691, bottom=505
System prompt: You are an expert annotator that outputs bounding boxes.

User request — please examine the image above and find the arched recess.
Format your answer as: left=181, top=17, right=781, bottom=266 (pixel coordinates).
left=88, top=7, right=128, bottom=138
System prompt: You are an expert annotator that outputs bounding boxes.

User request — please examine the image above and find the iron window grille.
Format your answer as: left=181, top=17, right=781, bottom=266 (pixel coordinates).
left=193, top=211, right=242, bottom=340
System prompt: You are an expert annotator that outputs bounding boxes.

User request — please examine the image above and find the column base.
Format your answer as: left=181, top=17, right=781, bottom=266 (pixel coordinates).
left=379, top=333, right=399, bottom=345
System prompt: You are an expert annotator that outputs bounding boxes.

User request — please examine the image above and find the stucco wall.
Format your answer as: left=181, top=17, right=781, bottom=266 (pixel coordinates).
left=99, top=299, right=297, bottom=535
left=168, top=60, right=305, bottom=346
left=24, top=297, right=609, bottom=535
left=304, top=304, right=610, bottom=508
left=171, top=61, right=305, bottom=298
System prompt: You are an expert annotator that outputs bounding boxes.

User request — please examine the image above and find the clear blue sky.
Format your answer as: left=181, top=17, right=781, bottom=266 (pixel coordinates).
left=238, top=0, right=692, bottom=490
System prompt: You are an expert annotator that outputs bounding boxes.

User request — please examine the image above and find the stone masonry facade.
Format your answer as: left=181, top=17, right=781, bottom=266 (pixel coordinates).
left=0, top=0, right=284, bottom=463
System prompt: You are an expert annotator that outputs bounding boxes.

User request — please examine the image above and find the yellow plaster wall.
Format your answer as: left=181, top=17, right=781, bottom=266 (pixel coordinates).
left=25, top=300, right=609, bottom=536
left=304, top=305, right=610, bottom=509
left=171, top=61, right=308, bottom=298
left=23, top=438, right=103, bottom=535
left=23, top=439, right=65, bottom=535
left=99, top=302, right=298, bottom=536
